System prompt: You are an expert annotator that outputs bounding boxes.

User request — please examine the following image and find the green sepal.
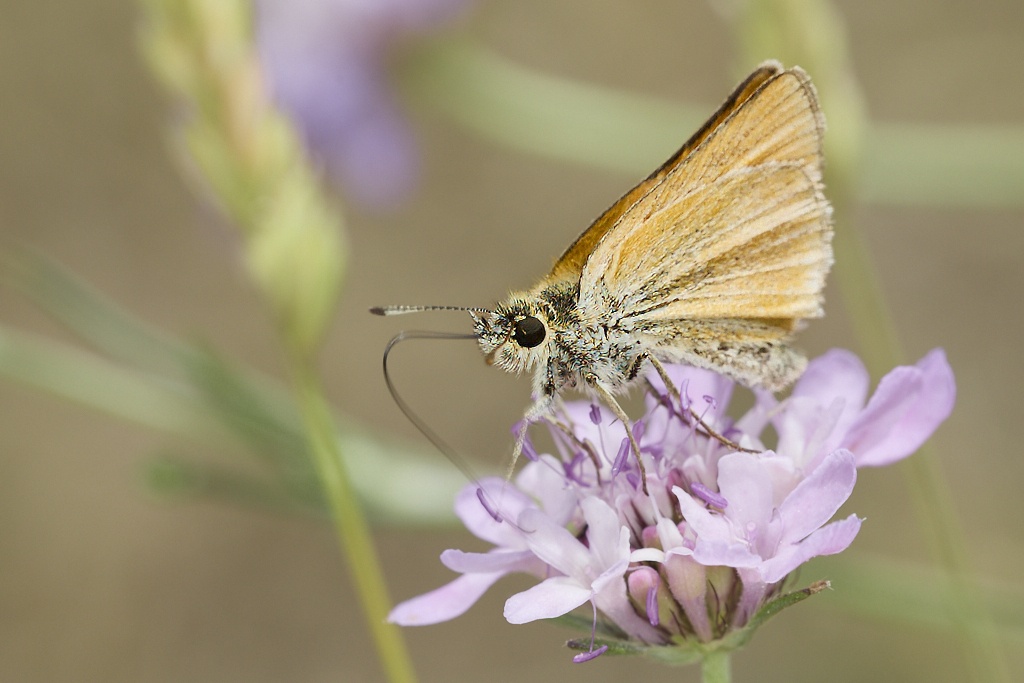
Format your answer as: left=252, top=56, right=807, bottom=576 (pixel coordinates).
left=560, top=580, right=830, bottom=665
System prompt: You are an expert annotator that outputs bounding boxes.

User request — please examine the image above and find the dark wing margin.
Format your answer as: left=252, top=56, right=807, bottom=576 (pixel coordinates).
left=546, top=61, right=785, bottom=282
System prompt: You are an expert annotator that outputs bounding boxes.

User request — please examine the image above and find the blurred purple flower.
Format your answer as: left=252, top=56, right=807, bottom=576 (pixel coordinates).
left=389, top=349, right=955, bottom=659
left=256, top=0, right=467, bottom=206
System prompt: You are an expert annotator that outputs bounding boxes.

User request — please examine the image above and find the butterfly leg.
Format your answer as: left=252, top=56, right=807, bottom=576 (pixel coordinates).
left=588, top=379, right=650, bottom=495
left=645, top=355, right=757, bottom=454
left=508, top=394, right=557, bottom=479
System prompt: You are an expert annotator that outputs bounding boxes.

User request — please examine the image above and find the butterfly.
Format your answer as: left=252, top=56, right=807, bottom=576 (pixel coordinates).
left=374, top=61, right=832, bottom=485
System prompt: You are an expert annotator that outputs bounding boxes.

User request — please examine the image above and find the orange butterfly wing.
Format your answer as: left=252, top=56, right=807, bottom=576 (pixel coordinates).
left=547, top=61, right=788, bottom=283
left=577, top=66, right=831, bottom=327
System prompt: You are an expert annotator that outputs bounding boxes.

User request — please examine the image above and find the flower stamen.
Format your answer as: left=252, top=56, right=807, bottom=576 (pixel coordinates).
left=572, top=601, right=609, bottom=663
left=691, top=482, right=728, bottom=509
left=646, top=585, right=660, bottom=626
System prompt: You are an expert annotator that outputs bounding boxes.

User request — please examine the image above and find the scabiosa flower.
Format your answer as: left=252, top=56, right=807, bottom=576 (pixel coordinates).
left=255, top=0, right=468, bottom=206
left=389, top=349, right=955, bottom=662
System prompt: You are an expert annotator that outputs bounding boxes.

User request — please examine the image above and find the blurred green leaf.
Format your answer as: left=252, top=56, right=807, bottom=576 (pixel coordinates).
left=0, top=254, right=466, bottom=524
left=407, top=41, right=1024, bottom=209
left=862, top=124, right=1024, bottom=208
left=146, top=454, right=322, bottom=516
left=0, top=322, right=217, bottom=437
left=818, top=555, right=1024, bottom=639
left=2, top=250, right=185, bottom=374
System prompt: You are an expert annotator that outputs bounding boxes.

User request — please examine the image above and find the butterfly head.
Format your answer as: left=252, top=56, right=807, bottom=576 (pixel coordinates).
left=472, top=296, right=550, bottom=375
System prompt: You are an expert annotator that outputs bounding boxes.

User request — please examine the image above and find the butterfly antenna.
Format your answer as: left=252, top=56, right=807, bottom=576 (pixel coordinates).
left=370, top=305, right=491, bottom=316
left=381, top=330, right=484, bottom=485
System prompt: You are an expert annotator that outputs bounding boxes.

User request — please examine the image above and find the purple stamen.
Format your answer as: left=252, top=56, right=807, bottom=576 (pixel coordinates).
left=691, top=482, right=728, bottom=509
left=564, top=452, right=589, bottom=486
left=573, top=645, right=609, bottom=663
left=703, top=394, right=717, bottom=412
left=589, top=403, right=602, bottom=425
left=611, top=437, right=630, bottom=476
left=679, top=379, right=692, bottom=412
left=573, top=601, right=609, bottom=663
left=646, top=585, right=660, bottom=626
left=476, top=487, right=503, bottom=522
left=631, top=420, right=645, bottom=442
left=521, top=435, right=539, bottom=462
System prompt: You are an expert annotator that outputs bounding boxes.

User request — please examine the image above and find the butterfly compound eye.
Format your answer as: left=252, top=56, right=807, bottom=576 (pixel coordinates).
left=512, top=316, right=546, bottom=348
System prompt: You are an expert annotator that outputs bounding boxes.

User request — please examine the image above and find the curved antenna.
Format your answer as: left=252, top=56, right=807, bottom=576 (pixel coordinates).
left=382, top=330, right=483, bottom=485
left=370, top=305, right=491, bottom=316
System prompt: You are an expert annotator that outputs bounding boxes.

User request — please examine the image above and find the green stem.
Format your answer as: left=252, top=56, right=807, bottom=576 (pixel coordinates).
left=289, top=357, right=418, bottom=683
left=137, top=2, right=415, bottom=679
left=701, top=650, right=732, bottom=683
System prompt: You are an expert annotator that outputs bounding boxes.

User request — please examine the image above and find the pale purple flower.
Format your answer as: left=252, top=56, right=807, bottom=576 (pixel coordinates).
left=674, top=449, right=861, bottom=624
left=505, top=497, right=663, bottom=643
left=256, top=0, right=467, bottom=206
left=387, top=477, right=550, bottom=625
left=389, top=349, right=955, bottom=660
left=774, top=348, right=956, bottom=471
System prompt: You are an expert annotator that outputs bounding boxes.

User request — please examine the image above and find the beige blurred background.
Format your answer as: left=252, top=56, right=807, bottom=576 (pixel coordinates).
left=2, top=0, right=1022, bottom=681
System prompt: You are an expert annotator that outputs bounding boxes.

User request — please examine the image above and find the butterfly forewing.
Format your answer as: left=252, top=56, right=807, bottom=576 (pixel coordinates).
left=547, top=61, right=787, bottom=283
left=578, top=67, right=830, bottom=329
left=604, top=164, right=829, bottom=321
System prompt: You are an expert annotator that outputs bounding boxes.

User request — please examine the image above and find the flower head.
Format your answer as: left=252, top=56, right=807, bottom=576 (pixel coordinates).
left=389, top=349, right=955, bottom=660
left=256, top=0, right=468, bottom=206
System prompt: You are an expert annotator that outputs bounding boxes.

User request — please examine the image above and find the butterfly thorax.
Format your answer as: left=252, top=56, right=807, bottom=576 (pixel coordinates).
left=473, top=279, right=643, bottom=400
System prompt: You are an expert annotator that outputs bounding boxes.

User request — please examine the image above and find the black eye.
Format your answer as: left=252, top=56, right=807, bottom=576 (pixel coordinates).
left=512, top=316, right=546, bottom=348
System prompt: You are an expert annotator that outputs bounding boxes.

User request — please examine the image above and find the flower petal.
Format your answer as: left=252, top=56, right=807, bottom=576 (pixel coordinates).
left=581, top=497, right=630, bottom=570
left=517, top=508, right=592, bottom=577
left=673, top=486, right=730, bottom=541
left=515, top=456, right=578, bottom=525
left=716, top=453, right=773, bottom=530
left=792, top=349, right=870, bottom=430
left=675, top=486, right=762, bottom=568
left=692, top=536, right=763, bottom=569
left=389, top=572, right=504, bottom=625
left=455, top=478, right=532, bottom=546
left=504, top=577, right=593, bottom=623
left=441, top=548, right=537, bottom=574
left=759, top=514, right=862, bottom=584
left=774, top=395, right=845, bottom=471
left=841, top=349, right=956, bottom=466
left=778, top=449, right=856, bottom=545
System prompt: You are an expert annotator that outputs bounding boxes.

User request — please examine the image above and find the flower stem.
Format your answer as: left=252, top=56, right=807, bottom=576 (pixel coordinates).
left=289, top=357, right=418, bottom=683
left=138, top=2, right=418, bottom=679
left=701, top=650, right=731, bottom=683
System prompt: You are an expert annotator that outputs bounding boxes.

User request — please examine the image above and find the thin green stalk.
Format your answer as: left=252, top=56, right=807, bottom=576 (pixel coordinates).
left=701, top=650, right=732, bottom=683
left=138, top=1, right=418, bottom=679
left=290, top=358, right=417, bottom=683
